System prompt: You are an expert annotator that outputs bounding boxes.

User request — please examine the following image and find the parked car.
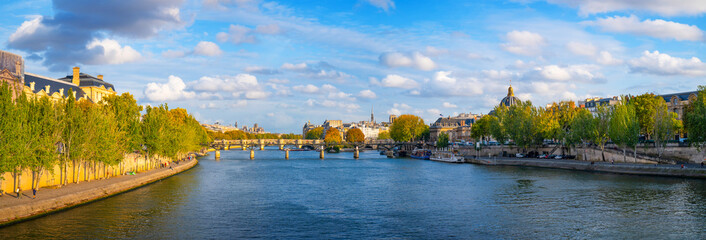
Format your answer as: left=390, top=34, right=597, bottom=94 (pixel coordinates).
left=516, top=153, right=525, bottom=158
left=554, top=155, right=563, bottom=159
left=538, top=154, right=547, bottom=159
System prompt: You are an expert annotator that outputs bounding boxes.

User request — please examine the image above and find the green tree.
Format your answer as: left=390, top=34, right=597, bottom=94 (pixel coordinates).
left=346, top=128, right=365, bottom=143
left=0, top=82, right=18, bottom=194
left=470, top=115, right=492, bottom=143
left=324, top=128, right=342, bottom=144
left=389, top=114, right=427, bottom=142
left=489, top=106, right=508, bottom=147
left=305, top=127, right=324, bottom=140
left=504, top=100, right=535, bottom=150
left=27, top=96, right=61, bottom=196
left=684, top=86, right=706, bottom=153
left=653, top=99, right=682, bottom=159
left=548, top=101, right=579, bottom=154
left=609, top=99, right=640, bottom=162
left=102, top=93, right=143, bottom=153
left=570, top=109, right=596, bottom=161
left=594, top=105, right=611, bottom=161
left=377, top=131, right=391, bottom=140
left=436, top=132, right=450, bottom=149
left=633, top=93, right=660, bottom=139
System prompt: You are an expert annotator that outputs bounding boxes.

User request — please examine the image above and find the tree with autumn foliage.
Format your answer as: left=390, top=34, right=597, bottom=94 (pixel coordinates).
left=346, top=128, right=365, bottom=143
left=324, top=128, right=342, bottom=144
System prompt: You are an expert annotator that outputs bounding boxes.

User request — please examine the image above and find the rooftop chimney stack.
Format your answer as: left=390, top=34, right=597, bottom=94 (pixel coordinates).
left=97, top=75, right=103, bottom=80
left=72, top=67, right=80, bottom=85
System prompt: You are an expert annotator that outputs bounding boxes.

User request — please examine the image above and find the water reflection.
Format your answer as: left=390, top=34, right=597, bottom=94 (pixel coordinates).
left=1, top=149, right=705, bottom=239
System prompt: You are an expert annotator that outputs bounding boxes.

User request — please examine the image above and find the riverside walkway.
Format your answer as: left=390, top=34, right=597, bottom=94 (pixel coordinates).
left=0, top=158, right=198, bottom=225
left=466, top=157, right=706, bottom=178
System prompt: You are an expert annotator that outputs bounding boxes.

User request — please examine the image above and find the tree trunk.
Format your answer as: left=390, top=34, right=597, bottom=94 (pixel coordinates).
left=601, top=145, right=605, bottom=162
left=633, top=146, right=637, bottom=163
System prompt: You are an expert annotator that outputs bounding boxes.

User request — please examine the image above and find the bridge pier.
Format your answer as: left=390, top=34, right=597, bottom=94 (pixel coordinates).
left=250, top=149, right=255, bottom=160
left=354, top=146, right=359, bottom=159
left=285, top=149, right=289, bottom=160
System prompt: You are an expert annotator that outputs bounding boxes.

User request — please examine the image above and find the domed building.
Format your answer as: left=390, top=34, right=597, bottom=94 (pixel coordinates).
left=500, top=85, right=520, bottom=107
left=489, top=84, right=521, bottom=115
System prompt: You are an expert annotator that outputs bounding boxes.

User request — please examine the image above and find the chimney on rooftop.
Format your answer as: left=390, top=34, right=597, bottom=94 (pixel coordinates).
left=97, top=75, right=103, bottom=80
left=72, top=67, right=80, bottom=86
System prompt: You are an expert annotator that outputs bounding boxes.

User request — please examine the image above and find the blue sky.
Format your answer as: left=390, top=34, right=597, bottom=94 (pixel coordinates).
left=1, top=0, right=705, bottom=133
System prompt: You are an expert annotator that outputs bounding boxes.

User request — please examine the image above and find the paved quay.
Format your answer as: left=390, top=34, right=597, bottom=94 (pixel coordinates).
left=0, top=158, right=198, bottom=226
left=466, top=157, right=706, bottom=179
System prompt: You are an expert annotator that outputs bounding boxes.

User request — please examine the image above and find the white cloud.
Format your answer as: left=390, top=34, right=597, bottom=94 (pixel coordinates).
left=231, top=100, right=248, bottom=108
left=425, top=46, right=448, bottom=57
left=144, top=75, right=196, bottom=101
left=628, top=50, right=706, bottom=76
left=161, top=49, right=186, bottom=58
left=190, top=74, right=271, bottom=101
left=366, top=0, right=395, bottom=12
left=306, top=99, right=360, bottom=112
left=244, top=66, right=280, bottom=74
left=379, top=52, right=436, bottom=71
left=596, top=51, right=623, bottom=65
left=217, top=24, right=256, bottom=44
left=293, top=84, right=320, bottom=93
left=584, top=15, right=704, bottom=41
left=254, top=24, right=282, bottom=34
left=381, top=74, right=419, bottom=89
left=501, top=30, right=545, bottom=56
left=193, top=41, right=223, bottom=56
left=358, top=90, right=377, bottom=99
left=566, top=41, right=597, bottom=57
left=420, top=71, right=484, bottom=97
left=524, top=65, right=604, bottom=82
left=245, top=90, right=270, bottom=99
left=9, top=16, right=49, bottom=43
left=216, top=23, right=282, bottom=44
left=442, top=102, right=457, bottom=108
left=546, top=0, right=706, bottom=17
left=85, top=38, right=141, bottom=64
left=281, top=62, right=308, bottom=71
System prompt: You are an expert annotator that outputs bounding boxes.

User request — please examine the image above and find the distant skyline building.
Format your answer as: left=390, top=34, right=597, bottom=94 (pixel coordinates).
left=302, top=107, right=392, bottom=140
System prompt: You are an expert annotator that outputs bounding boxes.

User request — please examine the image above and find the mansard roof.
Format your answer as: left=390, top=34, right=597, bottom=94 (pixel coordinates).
left=58, top=73, right=115, bottom=91
left=25, top=73, right=85, bottom=99
left=659, top=91, right=698, bottom=102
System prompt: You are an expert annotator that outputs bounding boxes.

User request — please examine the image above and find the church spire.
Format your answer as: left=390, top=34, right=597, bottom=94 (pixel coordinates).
left=371, top=106, right=375, bottom=123
left=508, top=79, right=514, bottom=97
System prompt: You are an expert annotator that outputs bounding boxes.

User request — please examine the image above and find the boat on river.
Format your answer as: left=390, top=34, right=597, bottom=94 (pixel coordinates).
left=409, top=149, right=431, bottom=160
left=430, top=151, right=464, bottom=163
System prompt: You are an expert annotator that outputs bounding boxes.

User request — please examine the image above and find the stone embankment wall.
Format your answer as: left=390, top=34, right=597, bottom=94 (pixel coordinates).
left=0, top=158, right=198, bottom=225
left=1, top=153, right=178, bottom=194
left=467, top=158, right=706, bottom=179
left=457, top=145, right=705, bottom=164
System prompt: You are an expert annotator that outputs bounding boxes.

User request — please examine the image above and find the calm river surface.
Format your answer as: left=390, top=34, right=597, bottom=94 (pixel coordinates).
left=1, top=148, right=706, bottom=239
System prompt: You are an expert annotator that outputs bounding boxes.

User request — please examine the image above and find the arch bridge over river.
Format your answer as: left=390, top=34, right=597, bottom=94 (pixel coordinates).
left=210, top=139, right=427, bottom=151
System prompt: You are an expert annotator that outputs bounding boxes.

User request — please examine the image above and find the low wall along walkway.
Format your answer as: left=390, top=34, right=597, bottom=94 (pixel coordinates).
left=0, top=153, right=173, bottom=195
left=0, top=157, right=198, bottom=225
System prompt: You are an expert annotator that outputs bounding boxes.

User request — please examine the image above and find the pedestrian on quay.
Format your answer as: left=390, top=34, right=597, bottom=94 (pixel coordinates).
left=16, top=188, right=20, bottom=198
left=33, top=188, right=37, bottom=199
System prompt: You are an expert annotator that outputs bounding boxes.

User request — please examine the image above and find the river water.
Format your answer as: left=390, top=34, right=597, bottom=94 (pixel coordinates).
left=1, top=148, right=705, bottom=239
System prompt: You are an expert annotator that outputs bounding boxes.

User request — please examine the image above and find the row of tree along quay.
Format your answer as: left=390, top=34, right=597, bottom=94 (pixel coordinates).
left=0, top=82, right=210, bottom=198
left=469, top=86, right=706, bottom=163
